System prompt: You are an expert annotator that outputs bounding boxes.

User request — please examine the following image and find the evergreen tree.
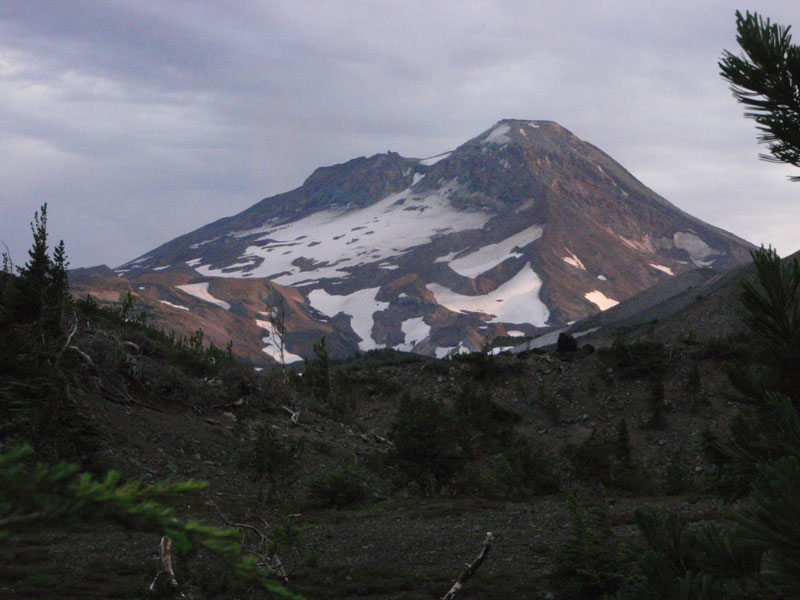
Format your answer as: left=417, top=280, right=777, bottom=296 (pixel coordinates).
left=4, top=204, right=52, bottom=325
left=720, top=11, right=800, bottom=179
left=618, top=249, right=800, bottom=599
left=0, top=445, right=301, bottom=598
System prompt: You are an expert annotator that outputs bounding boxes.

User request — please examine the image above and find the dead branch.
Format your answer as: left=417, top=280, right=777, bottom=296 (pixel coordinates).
left=68, top=344, right=95, bottom=369
left=54, top=314, right=79, bottom=368
left=371, top=432, right=393, bottom=445
left=210, top=501, right=290, bottom=582
left=441, top=531, right=493, bottom=600
left=122, top=340, right=141, bottom=353
left=211, top=398, right=246, bottom=410
left=281, top=405, right=300, bottom=425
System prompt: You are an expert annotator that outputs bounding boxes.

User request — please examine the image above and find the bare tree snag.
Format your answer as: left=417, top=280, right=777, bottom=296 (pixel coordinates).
left=149, top=535, right=184, bottom=594
left=265, top=292, right=289, bottom=383
left=282, top=405, right=300, bottom=425
left=441, top=531, right=493, bottom=600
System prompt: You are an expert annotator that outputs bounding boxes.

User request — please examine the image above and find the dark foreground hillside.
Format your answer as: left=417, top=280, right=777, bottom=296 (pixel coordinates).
left=2, top=217, right=799, bottom=599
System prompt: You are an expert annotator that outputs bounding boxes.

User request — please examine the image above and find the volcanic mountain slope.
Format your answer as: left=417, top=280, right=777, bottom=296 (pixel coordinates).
left=85, top=120, right=754, bottom=363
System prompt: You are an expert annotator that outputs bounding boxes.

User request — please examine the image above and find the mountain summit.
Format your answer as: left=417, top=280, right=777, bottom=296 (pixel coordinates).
left=92, top=120, right=753, bottom=362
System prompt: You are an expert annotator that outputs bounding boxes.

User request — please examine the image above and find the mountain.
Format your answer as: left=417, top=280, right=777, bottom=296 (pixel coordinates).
left=75, top=120, right=755, bottom=364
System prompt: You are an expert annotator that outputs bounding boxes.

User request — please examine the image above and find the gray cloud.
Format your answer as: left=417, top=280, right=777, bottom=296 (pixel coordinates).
left=0, top=0, right=798, bottom=269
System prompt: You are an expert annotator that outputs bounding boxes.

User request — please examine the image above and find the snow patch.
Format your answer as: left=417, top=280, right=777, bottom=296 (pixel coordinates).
left=196, top=180, right=489, bottom=285
left=176, top=282, right=231, bottom=310
left=125, top=256, right=151, bottom=266
left=395, top=317, right=430, bottom=352
left=617, top=234, right=653, bottom=253
left=434, top=250, right=459, bottom=264
left=307, top=287, right=389, bottom=351
left=448, top=225, right=543, bottom=278
left=649, top=263, right=674, bottom=275
left=490, top=346, right=514, bottom=355
left=673, top=232, right=718, bottom=267
left=256, top=320, right=303, bottom=363
left=482, top=123, right=511, bottom=146
left=411, top=173, right=425, bottom=185
left=506, top=330, right=526, bottom=337
left=419, top=151, right=451, bottom=166
left=159, top=300, right=190, bottom=311
left=152, top=265, right=170, bottom=271
left=584, top=290, right=618, bottom=311
left=427, top=262, right=549, bottom=326
left=189, top=238, right=219, bottom=250
left=527, top=121, right=540, bottom=129
left=562, top=248, right=586, bottom=270
left=515, top=198, right=535, bottom=213
left=435, top=346, right=456, bottom=359
left=185, top=258, right=203, bottom=267
left=597, top=274, right=607, bottom=281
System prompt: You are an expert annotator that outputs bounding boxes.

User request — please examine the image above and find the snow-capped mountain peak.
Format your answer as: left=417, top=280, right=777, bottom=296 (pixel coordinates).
left=101, top=120, right=754, bottom=363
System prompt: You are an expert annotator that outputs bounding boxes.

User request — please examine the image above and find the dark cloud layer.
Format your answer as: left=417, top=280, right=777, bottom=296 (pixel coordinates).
left=1, top=1, right=798, bottom=268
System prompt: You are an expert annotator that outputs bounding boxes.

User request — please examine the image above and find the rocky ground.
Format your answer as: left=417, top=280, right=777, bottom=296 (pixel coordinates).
left=0, top=314, right=745, bottom=599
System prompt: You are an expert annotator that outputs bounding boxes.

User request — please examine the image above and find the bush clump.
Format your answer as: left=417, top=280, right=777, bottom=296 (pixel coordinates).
left=307, top=464, right=368, bottom=509
left=562, top=420, right=655, bottom=494
left=389, top=394, right=466, bottom=496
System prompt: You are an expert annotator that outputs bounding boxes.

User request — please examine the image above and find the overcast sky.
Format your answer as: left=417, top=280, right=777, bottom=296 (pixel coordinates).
left=1, top=1, right=798, bottom=269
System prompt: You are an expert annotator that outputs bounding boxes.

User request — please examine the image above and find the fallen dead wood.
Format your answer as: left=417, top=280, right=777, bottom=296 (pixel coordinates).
left=441, top=531, right=493, bottom=600
left=282, top=405, right=300, bottom=425
left=210, top=501, right=291, bottom=582
left=68, top=344, right=95, bottom=369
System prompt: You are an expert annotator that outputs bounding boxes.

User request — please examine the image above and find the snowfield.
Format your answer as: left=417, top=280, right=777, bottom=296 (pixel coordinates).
left=562, top=248, right=586, bottom=270
left=395, top=316, right=431, bottom=352
left=673, top=232, right=718, bottom=267
left=307, top=287, right=390, bottom=351
left=427, top=262, right=549, bottom=326
left=649, top=263, right=674, bottom=275
left=176, top=282, right=231, bottom=310
left=419, top=151, right=451, bottom=166
left=159, top=300, right=190, bottom=311
left=448, top=225, right=544, bottom=278
left=194, top=180, right=490, bottom=285
left=584, top=290, right=619, bottom=311
left=482, top=123, right=512, bottom=146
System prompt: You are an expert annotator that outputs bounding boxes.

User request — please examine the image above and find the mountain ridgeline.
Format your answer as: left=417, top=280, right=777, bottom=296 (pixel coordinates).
left=74, top=120, right=754, bottom=364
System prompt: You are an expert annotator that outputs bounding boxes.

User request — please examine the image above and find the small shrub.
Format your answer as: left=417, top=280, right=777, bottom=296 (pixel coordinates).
left=307, top=464, right=368, bottom=508
left=305, top=337, right=331, bottom=402
left=389, top=394, right=466, bottom=495
left=562, top=427, right=655, bottom=494
left=663, top=447, right=694, bottom=496
left=453, top=384, right=519, bottom=455
left=686, top=361, right=702, bottom=394
left=490, top=438, right=561, bottom=499
left=551, top=497, right=630, bottom=598
left=600, top=340, right=667, bottom=379
left=237, top=424, right=304, bottom=502
left=538, top=383, right=561, bottom=423
left=642, top=376, right=668, bottom=430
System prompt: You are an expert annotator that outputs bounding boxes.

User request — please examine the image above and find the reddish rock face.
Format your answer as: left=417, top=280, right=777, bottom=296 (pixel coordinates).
left=74, top=120, right=754, bottom=364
